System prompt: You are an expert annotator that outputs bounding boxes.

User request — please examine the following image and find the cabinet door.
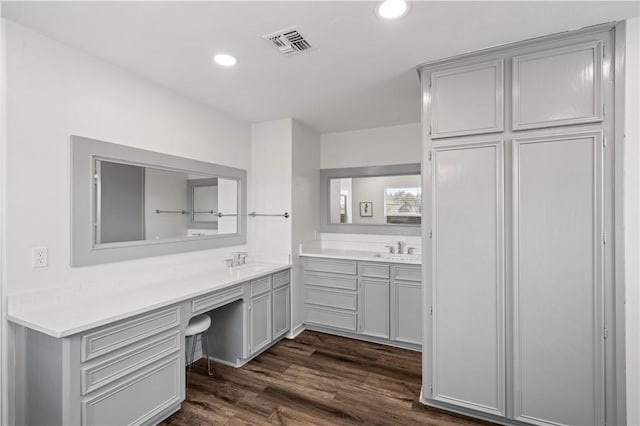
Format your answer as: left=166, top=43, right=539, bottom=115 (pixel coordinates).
left=430, top=60, right=504, bottom=139
left=391, top=280, right=422, bottom=345
left=249, top=292, right=272, bottom=355
left=512, top=41, right=603, bottom=130
left=272, top=285, right=290, bottom=340
left=358, top=278, right=389, bottom=339
left=431, top=140, right=505, bottom=416
left=513, top=132, right=603, bottom=426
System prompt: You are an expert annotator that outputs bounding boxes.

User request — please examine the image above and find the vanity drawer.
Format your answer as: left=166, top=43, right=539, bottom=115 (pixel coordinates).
left=80, top=330, right=180, bottom=395
left=192, top=285, right=244, bottom=314
left=359, top=262, right=390, bottom=279
left=272, top=269, right=290, bottom=289
left=392, top=265, right=422, bottom=282
left=305, top=286, right=357, bottom=311
left=305, top=306, right=357, bottom=332
left=304, top=272, right=357, bottom=291
left=81, top=306, right=180, bottom=363
left=303, top=258, right=357, bottom=275
left=251, top=276, right=272, bottom=297
left=81, top=354, right=181, bottom=426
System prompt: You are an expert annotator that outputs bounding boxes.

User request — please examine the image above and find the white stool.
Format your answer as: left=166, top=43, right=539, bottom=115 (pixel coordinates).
left=185, top=314, right=213, bottom=383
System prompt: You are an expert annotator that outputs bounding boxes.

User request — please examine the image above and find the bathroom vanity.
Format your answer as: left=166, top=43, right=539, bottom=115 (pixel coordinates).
left=8, top=263, right=290, bottom=426
left=300, top=246, right=422, bottom=350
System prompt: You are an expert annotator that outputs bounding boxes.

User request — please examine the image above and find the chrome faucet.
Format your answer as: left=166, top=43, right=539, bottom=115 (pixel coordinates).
left=225, top=252, right=248, bottom=267
left=397, top=241, right=407, bottom=255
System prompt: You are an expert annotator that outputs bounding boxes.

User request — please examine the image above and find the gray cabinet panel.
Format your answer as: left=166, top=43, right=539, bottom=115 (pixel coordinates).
left=391, top=280, right=422, bottom=345
left=513, top=41, right=603, bottom=130
left=81, top=355, right=181, bottom=426
left=432, top=140, right=505, bottom=416
left=358, top=278, right=390, bottom=339
left=303, top=258, right=357, bottom=275
left=513, top=132, right=603, bottom=425
left=249, top=292, right=272, bottom=355
left=392, top=265, right=421, bottom=282
left=305, top=306, right=357, bottom=331
left=272, top=285, right=290, bottom=340
left=304, top=272, right=358, bottom=291
left=250, top=276, right=272, bottom=297
left=272, top=269, right=290, bottom=288
left=81, top=306, right=180, bottom=362
left=431, top=60, right=504, bottom=138
left=359, top=262, right=390, bottom=279
left=305, top=286, right=358, bottom=311
left=191, top=285, right=244, bottom=314
left=81, top=330, right=180, bottom=395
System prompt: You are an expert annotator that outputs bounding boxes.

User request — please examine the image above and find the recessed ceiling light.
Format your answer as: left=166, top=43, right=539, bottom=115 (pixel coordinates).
left=376, top=0, right=409, bottom=20
left=213, top=54, right=237, bottom=67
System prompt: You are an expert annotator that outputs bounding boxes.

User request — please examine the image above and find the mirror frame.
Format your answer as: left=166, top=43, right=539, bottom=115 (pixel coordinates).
left=71, top=135, right=247, bottom=266
left=320, top=163, right=422, bottom=236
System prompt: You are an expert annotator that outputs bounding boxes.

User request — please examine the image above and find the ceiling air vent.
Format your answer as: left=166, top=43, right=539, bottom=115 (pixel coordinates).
left=263, top=26, right=312, bottom=56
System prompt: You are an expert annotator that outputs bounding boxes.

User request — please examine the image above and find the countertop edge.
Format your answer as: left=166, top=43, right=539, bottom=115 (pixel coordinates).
left=299, top=250, right=421, bottom=265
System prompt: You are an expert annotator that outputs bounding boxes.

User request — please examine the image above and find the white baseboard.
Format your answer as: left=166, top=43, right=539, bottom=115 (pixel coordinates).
left=286, top=323, right=305, bottom=339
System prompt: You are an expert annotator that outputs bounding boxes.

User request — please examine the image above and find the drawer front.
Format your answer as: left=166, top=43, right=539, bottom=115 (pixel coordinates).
left=359, top=262, right=390, bottom=279
left=305, top=306, right=357, bottom=332
left=81, top=306, right=180, bottom=363
left=251, top=276, right=272, bottom=296
left=305, top=287, right=357, bottom=311
left=192, top=285, right=244, bottom=314
left=303, top=258, right=357, bottom=275
left=272, top=269, right=290, bottom=289
left=81, top=355, right=181, bottom=426
left=392, top=265, right=422, bottom=282
left=81, top=330, right=181, bottom=395
left=304, top=272, right=357, bottom=291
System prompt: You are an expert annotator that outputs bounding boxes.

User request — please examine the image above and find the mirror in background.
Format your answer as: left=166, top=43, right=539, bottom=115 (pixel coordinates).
left=96, top=159, right=238, bottom=245
left=329, top=174, right=421, bottom=225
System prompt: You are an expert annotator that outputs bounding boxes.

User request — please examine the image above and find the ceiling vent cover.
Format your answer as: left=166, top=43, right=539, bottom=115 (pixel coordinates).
left=263, top=26, right=312, bottom=56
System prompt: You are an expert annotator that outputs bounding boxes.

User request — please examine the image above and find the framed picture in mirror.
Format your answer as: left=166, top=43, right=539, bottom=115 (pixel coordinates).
left=359, top=201, right=373, bottom=217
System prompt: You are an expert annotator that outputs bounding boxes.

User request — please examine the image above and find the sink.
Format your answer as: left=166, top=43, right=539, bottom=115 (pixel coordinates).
left=374, top=252, right=420, bottom=262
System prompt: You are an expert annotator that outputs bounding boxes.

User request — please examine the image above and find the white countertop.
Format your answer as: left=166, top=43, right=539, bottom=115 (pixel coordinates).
left=299, top=245, right=421, bottom=265
left=8, top=262, right=290, bottom=338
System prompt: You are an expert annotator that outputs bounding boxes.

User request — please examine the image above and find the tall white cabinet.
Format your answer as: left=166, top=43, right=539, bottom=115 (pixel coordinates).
left=420, top=24, right=620, bottom=426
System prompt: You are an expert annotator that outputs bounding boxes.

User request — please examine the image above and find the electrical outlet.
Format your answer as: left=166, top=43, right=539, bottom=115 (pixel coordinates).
left=31, top=247, right=48, bottom=268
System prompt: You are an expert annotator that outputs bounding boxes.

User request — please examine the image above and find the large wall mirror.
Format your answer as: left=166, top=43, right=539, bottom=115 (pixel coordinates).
left=320, top=163, right=421, bottom=236
left=72, top=136, right=246, bottom=266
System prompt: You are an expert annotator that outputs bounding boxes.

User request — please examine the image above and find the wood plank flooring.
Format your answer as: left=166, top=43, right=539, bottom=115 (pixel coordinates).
left=161, top=331, right=494, bottom=426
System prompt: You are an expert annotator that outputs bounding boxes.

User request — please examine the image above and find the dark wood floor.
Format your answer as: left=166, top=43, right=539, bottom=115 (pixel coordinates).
left=161, top=331, right=494, bottom=425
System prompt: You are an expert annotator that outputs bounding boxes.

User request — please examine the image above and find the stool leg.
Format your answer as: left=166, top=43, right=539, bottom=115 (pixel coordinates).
left=187, top=334, right=197, bottom=386
left=203, top=330, right=213, bottom=376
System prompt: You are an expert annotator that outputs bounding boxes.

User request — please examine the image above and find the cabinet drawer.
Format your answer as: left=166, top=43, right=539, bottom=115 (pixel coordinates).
left=81, top=355, right=181, bottom=426
left=272, top=269, right=290, bottom=289
left=305, top=306, right=357, bottom=332
left=305, top=286, right=357, bottom=311
left=191, top=285, right=244, bottom=314
left=304, top=272, right=357, bottom=291
left=392, top=265, right=422, bottom=282
left=81, top=330, right=181, bottom=395
left=251, top=276, right=272, bottom=296
left=81, top=306, right=180, bottom=363
left=359, top=262, right=390, bottom=279
left=303, top=258, right=357, bottom=275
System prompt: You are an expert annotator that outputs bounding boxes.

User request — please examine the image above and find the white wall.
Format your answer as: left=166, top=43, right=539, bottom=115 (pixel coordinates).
left=291, top=120, right=320, bottom=332
left=249, top=119, right=292, bottom=264
left=321, top=123, right=421, bottom=169
left=625, top=16, right=640, bottom=426
left=5, top=20, right=251, bottom=295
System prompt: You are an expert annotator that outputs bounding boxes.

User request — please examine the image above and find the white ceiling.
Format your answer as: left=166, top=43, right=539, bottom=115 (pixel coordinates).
left=3, top=1, right=639, bottom=133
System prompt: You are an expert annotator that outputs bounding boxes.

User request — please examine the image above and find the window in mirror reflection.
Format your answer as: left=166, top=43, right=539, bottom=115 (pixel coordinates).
left=329, top=174, right=421, bottom=225
left=95, top=159, right=238, bottom=245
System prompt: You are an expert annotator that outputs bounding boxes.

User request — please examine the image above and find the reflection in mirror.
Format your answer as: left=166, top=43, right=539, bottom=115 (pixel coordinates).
left=329, top=174, right=421, bottom=225
left=95, top=159, right=238, bottom=245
